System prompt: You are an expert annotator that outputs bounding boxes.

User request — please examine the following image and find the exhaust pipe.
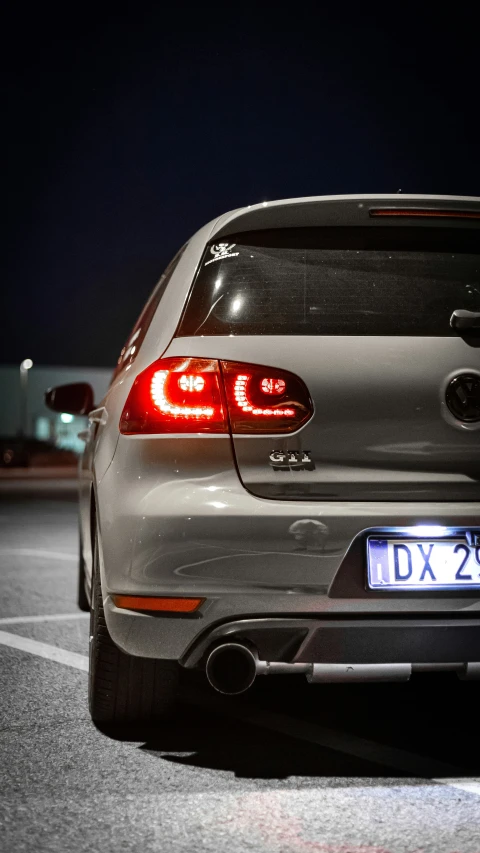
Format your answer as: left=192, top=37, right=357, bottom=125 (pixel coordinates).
left=205, top=645, right=480, bottom=691
left=205, top=643, right=312, bottom=694
left=204, top=646, right=480, bottom=692
left=206, top=643, right=258, bottom=695
left=307, top=663, right=412, bottom=683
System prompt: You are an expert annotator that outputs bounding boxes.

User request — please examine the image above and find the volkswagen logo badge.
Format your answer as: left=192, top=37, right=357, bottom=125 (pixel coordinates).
left=446, top=373, right=480, bottom=422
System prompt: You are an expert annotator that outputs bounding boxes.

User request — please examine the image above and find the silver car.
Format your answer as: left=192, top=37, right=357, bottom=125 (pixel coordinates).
left=46, top=193, right=480, bottom=723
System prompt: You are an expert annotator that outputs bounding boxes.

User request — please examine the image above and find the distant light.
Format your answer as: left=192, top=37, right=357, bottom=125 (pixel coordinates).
left=231, top=297, right=243, bottom=314
left=60, top=413, right=74, bottom=424
left=21, top=359, right=33, bottom=370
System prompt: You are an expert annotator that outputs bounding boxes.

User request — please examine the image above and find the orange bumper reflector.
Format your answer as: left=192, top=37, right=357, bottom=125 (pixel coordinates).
left=370, top=208, right=480, bottom=219
left=112, top=595, right=204, bottom=613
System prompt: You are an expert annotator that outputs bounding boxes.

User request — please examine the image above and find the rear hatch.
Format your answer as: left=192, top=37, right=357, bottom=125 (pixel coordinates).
left=175, top=210, right=480, bottom=501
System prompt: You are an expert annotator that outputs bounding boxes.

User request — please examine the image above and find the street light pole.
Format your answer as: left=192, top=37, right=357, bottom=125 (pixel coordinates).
left=19, top=359, right=33, bottom=437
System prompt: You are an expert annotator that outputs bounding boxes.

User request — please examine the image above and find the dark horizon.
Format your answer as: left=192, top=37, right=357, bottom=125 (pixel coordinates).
left=3, top=5, right=479, bottom=369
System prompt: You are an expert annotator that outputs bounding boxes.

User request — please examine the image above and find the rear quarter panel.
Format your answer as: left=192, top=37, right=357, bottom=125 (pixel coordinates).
left=91, top=222, right=219, bottom=542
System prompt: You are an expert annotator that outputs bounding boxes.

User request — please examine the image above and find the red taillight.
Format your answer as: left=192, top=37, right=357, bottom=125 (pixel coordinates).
left=221, top=361, right=312, bottom=434
left=120, top=357, right=228, bottom=434
left=120, top=358, right=313, bottom=435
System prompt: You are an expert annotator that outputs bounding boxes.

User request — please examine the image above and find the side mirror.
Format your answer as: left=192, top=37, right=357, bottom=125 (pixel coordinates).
left=45, top=383, right=94, bottom=416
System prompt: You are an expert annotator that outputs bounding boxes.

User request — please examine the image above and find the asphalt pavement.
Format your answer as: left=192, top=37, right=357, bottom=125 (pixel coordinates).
left=1, top=478, right=480, bottom=853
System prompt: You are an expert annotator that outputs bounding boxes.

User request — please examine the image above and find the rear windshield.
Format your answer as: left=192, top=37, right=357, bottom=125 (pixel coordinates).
left=177, top=227, right=480, bottom=336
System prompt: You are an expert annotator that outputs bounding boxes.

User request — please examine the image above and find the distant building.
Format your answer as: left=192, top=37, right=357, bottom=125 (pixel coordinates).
left=0, top=364, right=112, bottom=454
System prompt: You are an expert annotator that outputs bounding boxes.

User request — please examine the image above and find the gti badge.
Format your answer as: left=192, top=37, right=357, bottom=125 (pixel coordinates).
left=269, top=450, right=315, bottom=471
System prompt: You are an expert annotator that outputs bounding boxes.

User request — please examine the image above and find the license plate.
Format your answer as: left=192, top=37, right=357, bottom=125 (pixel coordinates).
left=367, top=536, right=480, bottom=590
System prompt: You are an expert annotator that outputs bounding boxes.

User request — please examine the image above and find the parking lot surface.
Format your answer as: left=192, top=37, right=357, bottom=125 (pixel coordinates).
left=1, top=479, right=479, bottom=853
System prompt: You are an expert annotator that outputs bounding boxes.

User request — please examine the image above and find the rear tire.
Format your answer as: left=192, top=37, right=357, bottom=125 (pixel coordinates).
left=88, top=532, right=179, bottom=724
left=77, top=539, right=90, bottom=612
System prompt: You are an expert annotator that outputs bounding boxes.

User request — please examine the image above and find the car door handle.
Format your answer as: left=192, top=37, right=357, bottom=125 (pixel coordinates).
left=450, top=309, right=480, bottom=331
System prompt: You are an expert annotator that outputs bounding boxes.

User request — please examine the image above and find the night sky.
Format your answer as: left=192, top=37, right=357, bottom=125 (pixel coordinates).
left=3, top=5, right=479, bottom=368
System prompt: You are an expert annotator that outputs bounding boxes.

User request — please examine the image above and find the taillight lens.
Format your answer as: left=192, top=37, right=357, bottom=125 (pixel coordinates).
left=120, top=358, right=313, bottom=435
left=120, top=357, right=228, bottom=434
left=221, top=361, right=312, bottom=434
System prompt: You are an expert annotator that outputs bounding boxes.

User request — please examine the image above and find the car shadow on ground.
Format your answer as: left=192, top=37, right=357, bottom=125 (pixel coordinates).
left=96, top=672, right=480, bottom=781
left=97, top=710, right=408, bottom=781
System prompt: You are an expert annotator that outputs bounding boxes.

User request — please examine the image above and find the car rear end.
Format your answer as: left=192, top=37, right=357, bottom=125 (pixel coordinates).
left=98, top=194, right=480, bottom=694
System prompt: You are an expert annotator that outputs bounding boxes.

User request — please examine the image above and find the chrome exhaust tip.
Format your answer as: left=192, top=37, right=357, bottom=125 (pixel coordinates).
left=205, top=643, right=258, bottom=695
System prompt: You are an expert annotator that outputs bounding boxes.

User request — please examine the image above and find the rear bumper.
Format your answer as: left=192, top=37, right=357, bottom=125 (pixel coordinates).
left=181, top=615, right=480, bottom=669
left=98, top=442, right=480, bottom=661
left=104, top=587, right=480, bottom=664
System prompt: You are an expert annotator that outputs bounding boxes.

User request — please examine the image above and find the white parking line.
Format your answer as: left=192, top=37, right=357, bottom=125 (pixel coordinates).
left=0, top=629, right=478, bottom=797
left=0, top=630, right=88, bottom=671
left=0, top=613, right=89, bottom=625
left=0, top=549, right=77, bottom=561
left=433, top=778, right=480, bottom=795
